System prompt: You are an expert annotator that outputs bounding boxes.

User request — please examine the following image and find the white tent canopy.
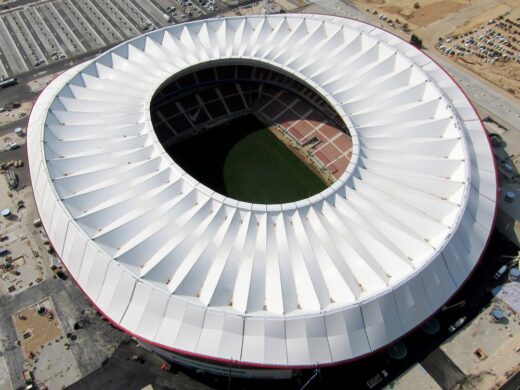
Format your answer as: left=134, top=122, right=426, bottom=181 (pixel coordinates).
left=27, top=14, right=496, bottom=368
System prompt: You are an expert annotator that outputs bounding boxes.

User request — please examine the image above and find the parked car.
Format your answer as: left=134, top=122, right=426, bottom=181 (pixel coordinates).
left=367, top=370, right=389, bottom=389
left=4, top=142, right=19, bottom=151
left=40, top=232, right=49, bottom=244
left=448, top=316, right=467, bottom=333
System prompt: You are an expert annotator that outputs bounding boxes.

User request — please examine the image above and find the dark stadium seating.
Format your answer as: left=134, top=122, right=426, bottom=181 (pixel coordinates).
left=150, top=64, right=353, bottom=179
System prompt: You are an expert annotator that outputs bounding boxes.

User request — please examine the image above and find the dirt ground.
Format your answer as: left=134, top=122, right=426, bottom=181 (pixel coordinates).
left=0, top=102, right=32, bottom=128
left=475, top=56, right=520, bottom=99
left=354, top=0, right=470, bottom=29
left=354, top=0, right=520, bottom=100
left=13, top=298, right=63, bottom=357
left=27, top=70, right=62, bottom=93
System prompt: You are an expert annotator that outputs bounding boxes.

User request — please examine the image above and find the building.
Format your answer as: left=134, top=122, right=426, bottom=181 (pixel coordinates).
left=27, top=14, right=497, bottom=379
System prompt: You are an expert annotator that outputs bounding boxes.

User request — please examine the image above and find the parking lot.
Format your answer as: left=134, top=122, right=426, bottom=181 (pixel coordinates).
left=435, top=13, right=520, bottom=65
left=0, top=0, right=234, bottom=79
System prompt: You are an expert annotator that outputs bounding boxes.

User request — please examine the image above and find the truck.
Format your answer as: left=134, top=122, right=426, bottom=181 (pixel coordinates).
left=0, top=78, right=17, bottom=90
left=23, top=369, right=33, bottom=385
left=448, top=316, right=467, bottom=333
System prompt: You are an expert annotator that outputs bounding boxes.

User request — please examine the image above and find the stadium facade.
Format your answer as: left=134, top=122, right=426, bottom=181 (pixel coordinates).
left=27, top=14, right=497, bottom=379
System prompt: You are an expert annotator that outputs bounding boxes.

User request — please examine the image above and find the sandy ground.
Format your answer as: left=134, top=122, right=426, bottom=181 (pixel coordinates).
left=441, top=302, right=520, bottom=389
left=0, top=133, right=53, bottom=297
left=32, top=339, right=81, bottom=389
left=12, top=297, right=81, bottom=389
left=0, top=102, right=33, bottom=128
left=389, top=364, right=441, bottom=389
left=353, top=0, right=520, bottom=101
left=354, top=0, right=471, bottom=29
left=13, top=299, right=62, bottom=357
left=27, top=70, right=62, bottom=93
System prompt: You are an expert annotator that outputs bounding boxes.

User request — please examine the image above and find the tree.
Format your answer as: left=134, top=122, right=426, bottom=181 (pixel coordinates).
left=410, top=34, right=423, bottom=49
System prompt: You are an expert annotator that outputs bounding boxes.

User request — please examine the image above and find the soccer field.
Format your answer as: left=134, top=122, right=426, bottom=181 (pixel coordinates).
left=167, top=114, right=327, bottom=204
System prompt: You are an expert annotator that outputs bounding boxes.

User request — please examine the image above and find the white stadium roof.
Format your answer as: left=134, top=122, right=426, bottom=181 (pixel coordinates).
left=28, top=14, right=496, bottom=368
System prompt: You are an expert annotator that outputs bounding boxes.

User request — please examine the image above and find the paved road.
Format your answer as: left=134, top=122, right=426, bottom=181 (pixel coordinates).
left=68, top=341, right=216, bottom=390
left=421, top=348, right=466, bottom=389
left=0, top=0, right=51, bottom=13
left=500, top=370, right=520, bottom=390
left=0, top=117, right=29, bottom=136
left=69, top=338, right=307, bottom=390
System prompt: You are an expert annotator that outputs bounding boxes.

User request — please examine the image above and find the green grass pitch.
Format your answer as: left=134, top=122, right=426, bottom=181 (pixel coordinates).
left=167, top=114, right=327, bottom=204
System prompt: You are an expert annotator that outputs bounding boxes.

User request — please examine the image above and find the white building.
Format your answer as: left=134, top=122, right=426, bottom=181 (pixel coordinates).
left=27, top=14, right=496, bottom=378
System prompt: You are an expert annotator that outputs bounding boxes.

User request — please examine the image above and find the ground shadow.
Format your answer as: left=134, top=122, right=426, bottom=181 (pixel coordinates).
left=166, top=113, right=328, bottom=204
left=167, top=114, right=264, bottom=196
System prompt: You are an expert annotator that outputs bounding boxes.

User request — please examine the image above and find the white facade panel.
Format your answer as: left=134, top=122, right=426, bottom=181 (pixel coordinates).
left=84, top=251, right=110, bottom=300
left=196, top=310, right=225, bottom=357
left=217, top=314, right=244, bottom=361
left=324, top=307, right=370, bottom=361
left=61, top=222, right=87, bottom=279
left=242, top=317, right=288, bottom=365
left=49, top=206, right=69, bottom=255
left=393, top=276, right=432, bottom=333
left=421, top=255, right=457, bottom=310
left=172, top=304, right=205, bottom=352
left=136, top=288, right=169, bottom=341
left=33, top=163, right=48, bottom=216
left=241, top=317, right=267, bottom=364
left=120, top=282, right=153, bottom=334
left=96, top=261, right=131, bottom=318
left=77, top=241, right=97, bottom=290
left=361, top=294, right=403, bottom=350
left=154, top=298, right=188, bottom=347
left=285, top=317, right=311, bottom=365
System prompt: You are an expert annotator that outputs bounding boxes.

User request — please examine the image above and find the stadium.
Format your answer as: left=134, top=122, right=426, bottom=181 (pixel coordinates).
left=27, top=14, right=496, bottom=379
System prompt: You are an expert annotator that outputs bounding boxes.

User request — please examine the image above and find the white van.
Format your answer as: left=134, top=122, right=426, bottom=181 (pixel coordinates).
left=494, top=265, right=507, bottom=280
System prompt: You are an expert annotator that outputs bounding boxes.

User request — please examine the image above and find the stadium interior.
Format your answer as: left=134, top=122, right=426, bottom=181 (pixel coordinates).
left=150, top=62, right=354, bottom=203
